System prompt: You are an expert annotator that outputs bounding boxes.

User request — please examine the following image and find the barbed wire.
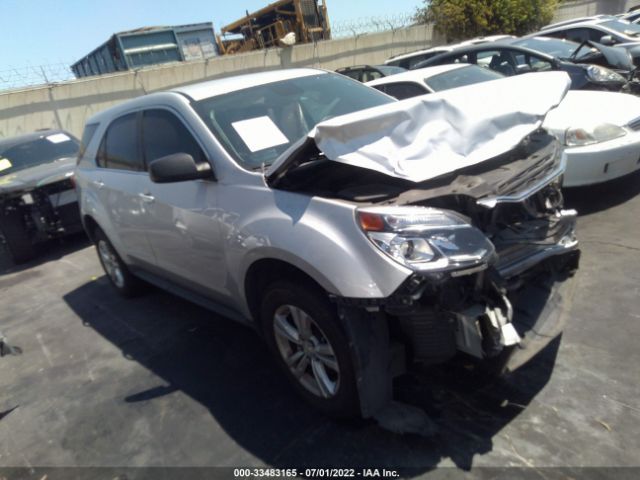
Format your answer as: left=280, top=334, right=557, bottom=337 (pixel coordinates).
left=0, top=63, right=75, bottom=91
left=331, top=12, right=416, bottom=38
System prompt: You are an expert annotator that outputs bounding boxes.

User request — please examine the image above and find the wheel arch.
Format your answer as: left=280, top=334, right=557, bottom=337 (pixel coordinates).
left=243, top=257, right=332, bottom=324
left=82, top=214, right=100, bottom=243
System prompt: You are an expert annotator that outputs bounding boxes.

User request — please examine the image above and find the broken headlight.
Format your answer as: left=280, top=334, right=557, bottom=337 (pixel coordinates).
left=565, top=123, right=626, bottom=146
left=357, top=206, right=495, bottom=272
left=585, top=65, right=626, bottom=84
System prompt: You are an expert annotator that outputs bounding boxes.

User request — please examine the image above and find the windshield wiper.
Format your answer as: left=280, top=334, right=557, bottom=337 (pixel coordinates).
left=569, top=40, right=589, bottom=60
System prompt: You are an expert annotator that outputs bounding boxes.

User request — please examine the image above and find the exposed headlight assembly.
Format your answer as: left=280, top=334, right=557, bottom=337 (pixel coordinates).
left=586, top=65, right=626, bottom=84
left=357, top=206, right=495, bottom=272
left=565, top=123, right=627, bottom=146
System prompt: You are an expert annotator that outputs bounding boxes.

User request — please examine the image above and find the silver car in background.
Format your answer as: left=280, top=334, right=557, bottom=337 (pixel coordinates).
left=75, top=69, right=580, bottom=419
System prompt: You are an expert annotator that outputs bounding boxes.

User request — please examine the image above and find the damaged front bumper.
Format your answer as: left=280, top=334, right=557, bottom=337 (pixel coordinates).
left=335, top=200, right=580, bottom=418
left=0, top=178, right=82, bottom=243
left=336, top=247, right=579, bottom=418
left=380, top=237, right=580, bottom=367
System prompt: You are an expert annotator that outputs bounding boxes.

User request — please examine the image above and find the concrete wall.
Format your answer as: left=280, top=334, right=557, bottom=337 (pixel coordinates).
left=1, top=0, right=636, bottom=139
left=0, top=23, right=436, bottom=139
left=553, top=0, right=637, bottom=21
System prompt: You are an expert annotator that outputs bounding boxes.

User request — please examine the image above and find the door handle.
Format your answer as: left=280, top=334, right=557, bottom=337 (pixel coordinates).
left=92, top=180, right=104, bottom=189
left=139, top=193, right=155, bottom=203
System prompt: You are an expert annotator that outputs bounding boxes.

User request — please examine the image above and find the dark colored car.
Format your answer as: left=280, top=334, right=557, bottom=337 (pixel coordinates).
left=513, top=36, right=637, bottom=74
left=0, top=130, right=82, bottom=263
left=413, top=39, right=640, bottom=94
left=537, top=16, right=640, bottom=67
left=335, top=64, right=405, bottom=82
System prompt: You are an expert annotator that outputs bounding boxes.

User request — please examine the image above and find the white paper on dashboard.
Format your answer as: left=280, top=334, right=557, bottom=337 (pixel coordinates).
left=232, top=116, right=289, bottom=152
left=0, top=158, right=12, bottom=172
left=46, top=133, right=71, bottom=144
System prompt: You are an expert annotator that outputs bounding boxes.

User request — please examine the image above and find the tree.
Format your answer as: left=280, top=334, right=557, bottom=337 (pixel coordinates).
left=415, top=0, right=559, bottom=42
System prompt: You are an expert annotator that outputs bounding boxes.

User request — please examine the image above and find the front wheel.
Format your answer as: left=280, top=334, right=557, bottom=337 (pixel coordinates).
left=260, top=281, right=359, bottom=417
left=94, top=228, right=142, bottom=297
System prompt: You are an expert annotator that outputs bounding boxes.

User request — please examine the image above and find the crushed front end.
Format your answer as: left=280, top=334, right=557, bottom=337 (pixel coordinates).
left=350, top=132, right=579, bottom=374
left=0, top=175, right=81, bottom=246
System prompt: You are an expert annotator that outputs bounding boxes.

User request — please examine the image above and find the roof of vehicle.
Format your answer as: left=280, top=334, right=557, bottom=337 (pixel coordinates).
left=173, top=68, right=325, bottom=101
left=85, top=68, right=330, bottom=126
left=540, top=15, right=616, bottom=30
left=366, top=64, right=467, bottom=88
left=0, top=129, right=75, bottom=152
left=385, top=35, right=515, bottom=63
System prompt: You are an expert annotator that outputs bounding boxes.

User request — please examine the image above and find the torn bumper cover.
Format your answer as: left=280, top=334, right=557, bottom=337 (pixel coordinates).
left=338, top=249, right=580, bottom=418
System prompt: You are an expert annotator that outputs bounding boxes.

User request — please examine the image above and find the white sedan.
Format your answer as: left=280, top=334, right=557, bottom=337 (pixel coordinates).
left=367, top=64, right=640, bottom=186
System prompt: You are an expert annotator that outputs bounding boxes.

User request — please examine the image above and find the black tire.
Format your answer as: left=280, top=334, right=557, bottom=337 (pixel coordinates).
left=260, top=280, right=359, bottom=418
left=94, top=228, right=142, bottom=298
left=0, top=210, right=35, bottom=264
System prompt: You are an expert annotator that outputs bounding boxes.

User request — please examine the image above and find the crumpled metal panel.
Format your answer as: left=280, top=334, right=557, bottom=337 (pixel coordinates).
left=307, top=72, right=570, bottom=183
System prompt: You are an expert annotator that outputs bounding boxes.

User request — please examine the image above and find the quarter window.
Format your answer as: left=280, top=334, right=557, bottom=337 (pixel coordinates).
left=78, top=123, right=98, bottom=164
left=141, top=109, right=205, bottom=165
left=98, top=113, right=143, bottom=171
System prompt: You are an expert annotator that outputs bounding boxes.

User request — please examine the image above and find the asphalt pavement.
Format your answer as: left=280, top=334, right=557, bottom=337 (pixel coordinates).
left=1, top=172, right=639, bottom=478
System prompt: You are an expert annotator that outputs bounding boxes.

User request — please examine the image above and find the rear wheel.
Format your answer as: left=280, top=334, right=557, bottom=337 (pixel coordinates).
left=94, top=228, right=142, bottom=297
left=0, top=210, right=35, bottom=264
left=260, top=281, right=359, bottom=417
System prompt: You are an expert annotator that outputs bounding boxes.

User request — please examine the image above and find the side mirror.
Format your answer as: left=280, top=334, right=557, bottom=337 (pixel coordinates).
left=600, top=35, right=616, bottom=46
left=149, top=153, right=214, bottom=183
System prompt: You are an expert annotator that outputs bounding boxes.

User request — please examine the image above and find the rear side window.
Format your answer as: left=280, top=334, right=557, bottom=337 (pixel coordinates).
left=364, top=70, right=383, bottom=82
left=77, top=123, right=98, bottom=164
left=337, top=69, right=361, bottom=80
left=98, top=113, right=143, bottom=171
left=562, top=28, right=590, bottom=43
left=141, top=109, right=205, bottom=165
left=407, top=54, right=434, bottom=69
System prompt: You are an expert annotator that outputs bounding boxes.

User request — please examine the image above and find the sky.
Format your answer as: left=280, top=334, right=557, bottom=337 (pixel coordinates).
left=3, top=0, right=423, bottom=68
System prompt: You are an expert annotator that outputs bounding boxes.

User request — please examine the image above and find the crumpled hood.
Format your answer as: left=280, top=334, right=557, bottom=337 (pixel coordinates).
left=544, top=90, right=640, bottom=135
left=268, top=72, right=571, bottom=183
left=0, top=157, right=76, bottom=196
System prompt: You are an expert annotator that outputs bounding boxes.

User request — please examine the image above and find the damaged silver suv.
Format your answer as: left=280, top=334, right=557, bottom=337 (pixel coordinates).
left=76, top=69, right=580, bottom=418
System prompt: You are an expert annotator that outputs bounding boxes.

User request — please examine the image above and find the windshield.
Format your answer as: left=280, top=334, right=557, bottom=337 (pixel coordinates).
left=601, top=19, right=640, bottom=37
left=194, top=73, right=394, bottom=169
left=514, top=37, right=597, bottom=59
left=0, top=133, right=79, bottom=177
left=424, top=65, right=505, bottom=92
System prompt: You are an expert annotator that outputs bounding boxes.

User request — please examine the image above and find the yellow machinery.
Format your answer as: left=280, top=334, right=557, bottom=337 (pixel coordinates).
left=217, top=0, right=331, bottom=55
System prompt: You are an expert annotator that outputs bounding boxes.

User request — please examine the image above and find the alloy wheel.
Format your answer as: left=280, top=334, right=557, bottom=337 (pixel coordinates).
left=272, top=304, right=341, bottom=398
left=98, top=240, right=125, bottom=288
